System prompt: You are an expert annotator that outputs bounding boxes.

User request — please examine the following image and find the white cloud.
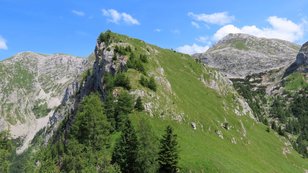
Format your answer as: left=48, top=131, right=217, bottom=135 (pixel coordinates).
left=191, top=21, right=200, bottom=29
left=154, top=28, right=161, bottom=32
left=188, top=12, right=234, bottom=25
left=102, top=9, right=140, bottom=25
left=176, top=43, right=209, bottom=55
left=0, top=36, right=8, bottom=50
left=213, top=16, right=304, bottom=42
left=72, top=10, right=85, bottom=17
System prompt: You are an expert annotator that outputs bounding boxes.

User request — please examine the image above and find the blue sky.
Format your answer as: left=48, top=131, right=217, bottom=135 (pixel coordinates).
left=1, top=0, right=308, bottom=60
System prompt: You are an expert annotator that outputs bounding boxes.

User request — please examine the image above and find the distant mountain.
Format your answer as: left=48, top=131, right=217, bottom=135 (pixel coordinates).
left=0, top=52, right=86, bottom=153
left=194, top=33, right=300, bottom=78
left=194, top=33, right=308, bottom=159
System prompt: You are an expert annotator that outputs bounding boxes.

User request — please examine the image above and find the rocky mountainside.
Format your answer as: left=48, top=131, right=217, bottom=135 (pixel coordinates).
left=0, top=52, right=86, bottom=153
left=23, top=31, right=307, bottom=173
left=1, top=32, right=308, bottom=173
left=194, top=33, right=300, bottom=78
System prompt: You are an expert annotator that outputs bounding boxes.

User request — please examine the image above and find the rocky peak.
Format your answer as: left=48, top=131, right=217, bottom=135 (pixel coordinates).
left=295, top=41, right=308, bottom=68
left=194, top=33, right=300, bottom=78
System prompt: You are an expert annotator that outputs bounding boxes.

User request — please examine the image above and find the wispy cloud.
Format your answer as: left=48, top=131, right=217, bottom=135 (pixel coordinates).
left=154, top=28, right=162, bottom=32
left=0, top=36, right=8, bottom=50
left=188, top=11, right=234, bottom=25
left=176, top=43, right=209, bottom=55
left=191, top=21, right=200, bottom=29
left=213, top=16, right=304, bottom=42
left=102, top=9, right=140, bottom=25
left=72, top=10, right=85, bottom=17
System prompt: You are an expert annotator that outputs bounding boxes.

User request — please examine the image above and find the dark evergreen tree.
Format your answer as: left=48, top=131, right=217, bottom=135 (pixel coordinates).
left=114, top=73, right=131, bottom=90
left=112, top=119, right=139, bottom=173
left=136, top=118, right=159, bottom=173
left=271, top=121, right=277, bottom=131
left=158, top=125, right=179, bottom=173
left=135, top=96, right=144, bottom=111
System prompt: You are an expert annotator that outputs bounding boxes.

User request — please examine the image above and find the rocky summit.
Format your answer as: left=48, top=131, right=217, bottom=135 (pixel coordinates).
left=194, top=33, right=300, bottom=78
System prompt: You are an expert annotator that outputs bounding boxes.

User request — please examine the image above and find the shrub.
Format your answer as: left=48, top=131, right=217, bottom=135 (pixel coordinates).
left=139, top=75, right=157, bottom=91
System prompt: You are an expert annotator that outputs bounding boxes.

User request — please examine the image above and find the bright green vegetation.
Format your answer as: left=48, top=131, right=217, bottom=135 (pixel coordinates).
left=231, top=40, right=249, bottom=50
left=32, top=100, right=50, bottom=118
left=105, top=32, right=308, bottom=172
left=0, top=131, right=15, bottom=173
left=283, top=72, right=308, bottom=91
left=140, top=75, right=157, bottom=91
left=6, top=31, right=308, bottom=173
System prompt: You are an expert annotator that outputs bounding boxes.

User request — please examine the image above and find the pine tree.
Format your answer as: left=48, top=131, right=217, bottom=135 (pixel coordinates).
left=112, top=119, right=139, bottom=173
left=136, top=118, right=159, bottom=173
left=158, top=125, right=179, bottom=173
left=135, top=96, right=144, bottom=111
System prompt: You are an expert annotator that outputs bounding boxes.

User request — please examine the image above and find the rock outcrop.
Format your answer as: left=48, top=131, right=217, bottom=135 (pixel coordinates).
left=284, top=41, right=308, bottom=76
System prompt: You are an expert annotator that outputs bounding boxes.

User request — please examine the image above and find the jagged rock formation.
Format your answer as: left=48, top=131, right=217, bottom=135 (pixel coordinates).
left=284, top=41, right=308, bottom=76
left=0, top=52, right=86, bottom=153
left=45, top=36, right=130, bottom=144
left=194, top=33, right=300, bottom=78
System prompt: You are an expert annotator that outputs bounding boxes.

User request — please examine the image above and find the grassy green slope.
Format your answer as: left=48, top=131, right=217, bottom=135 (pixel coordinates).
left=109, top=32, right=308, bottom=172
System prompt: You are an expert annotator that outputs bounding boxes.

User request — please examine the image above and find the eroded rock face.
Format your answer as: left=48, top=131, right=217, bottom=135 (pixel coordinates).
left=0, top=52, right=86, bottom=153
left=283, top=41, right=308, bottom=77
left=194, top=33, right=300, bottom=79
left=292, top=42, right=308, bottom=70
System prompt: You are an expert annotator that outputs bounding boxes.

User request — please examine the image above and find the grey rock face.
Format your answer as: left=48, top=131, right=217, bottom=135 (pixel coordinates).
left=194, top=33, right=300, bottom=78
left=284, top=41, right=308, bottom=76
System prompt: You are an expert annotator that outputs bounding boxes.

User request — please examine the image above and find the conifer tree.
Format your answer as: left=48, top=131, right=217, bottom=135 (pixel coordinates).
left=158, top=125, right=179, bottom=173
left=112, top=119, right=139, bottom=173
left=136, top=118, right=159, bottom=173
left=135, top=96, right=144, bottom=111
